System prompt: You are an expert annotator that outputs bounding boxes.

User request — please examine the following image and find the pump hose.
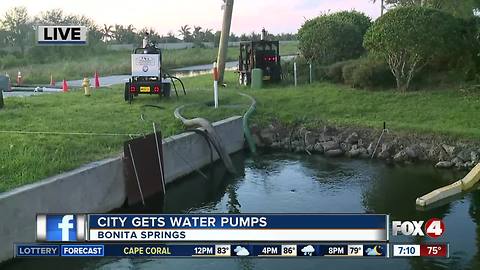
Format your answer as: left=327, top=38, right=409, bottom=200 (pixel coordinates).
left=174, top=105, right=236, bottom=174
left=238, top=92, right=257, bottom=154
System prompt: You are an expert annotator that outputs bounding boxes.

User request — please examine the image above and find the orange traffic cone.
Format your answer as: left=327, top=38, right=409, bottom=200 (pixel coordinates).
left=62, top=79, right=69, bottom=92
left=94, top=71, right=100, bottom=88
left=50, top=74, right=56, bottom=86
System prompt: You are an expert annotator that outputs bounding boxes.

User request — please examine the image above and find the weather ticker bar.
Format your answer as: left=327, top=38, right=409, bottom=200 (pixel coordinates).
left=15, top=243, right=389, bottom=258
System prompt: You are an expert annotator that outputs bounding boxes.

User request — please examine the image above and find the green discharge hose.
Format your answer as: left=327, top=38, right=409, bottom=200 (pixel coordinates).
left=238, top=92, right=257, bottom=154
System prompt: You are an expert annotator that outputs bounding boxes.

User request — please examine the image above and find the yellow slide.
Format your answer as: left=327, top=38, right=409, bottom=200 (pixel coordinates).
left=416, top=163, right=480, bottom=207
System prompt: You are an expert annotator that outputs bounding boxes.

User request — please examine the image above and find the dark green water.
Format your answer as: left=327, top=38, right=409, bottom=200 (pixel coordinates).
left=6, top=152, right=480, bottom=270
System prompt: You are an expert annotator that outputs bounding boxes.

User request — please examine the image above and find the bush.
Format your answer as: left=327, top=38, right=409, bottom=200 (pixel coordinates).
left=328, top=11, right=372, bottom=36
left=342, top=57, right=395, bottom=89
left=0, top=54, right=26, bottom=69
left=325, top=60, right=354, bottom=83
left=364, top=7, right=464, bottom=91
left=298, top=12, right=367, bottom=65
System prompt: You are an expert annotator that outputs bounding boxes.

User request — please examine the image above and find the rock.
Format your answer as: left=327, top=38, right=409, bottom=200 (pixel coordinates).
left=393, top=150, right=409, bottom=163
left=405, top=145, right=425, bottom=160
left=259, top=129, right=275, bottom=146
left=367, top=143, right=375, bottom=155
left=348, top=148, right=361, bottom=158
left=340, top=143, right=351, bottom=152
left=313, top=143, right=324, bottom=153
left=345, top=132, right=359, bottom=144
left=461, top=162, right=472, bottom=170
left=457, top=149, right=472, bottom=162
left=294, top=146, right=304, bottom=153
left=359, top=147, right=370, bottom=159
left=304, top=131, right=317, bottom=147
left=452, top=157, right=464, bottom=168
left=325, top=149, right=344, bottom=157
left=323, top=126, right=338, bottom=136
left=428, top=145, right=448, bottom=162
left=472, top=151, right=480, bottom=163
left=442, top=144, right=457, bottom=157
left=357, top=139, right=366, bottom=148
left=378, top=143, right=395, bottom=160
left=271, top=142, right=281, bottom=149
left=321, top=141, right=340, bottom=152
left=305, top=144, right=314, bottom=152
left=298, top=127, right=308, bottom=138
left=435, top=161, right=454, bottom=168
left=291, top=140, right=302, bottom=149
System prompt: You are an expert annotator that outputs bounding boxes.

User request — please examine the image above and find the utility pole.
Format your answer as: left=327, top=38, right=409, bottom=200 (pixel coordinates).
left=217, top=0, right=234, bottom=84
left=381, top=0, right=385, bottom=16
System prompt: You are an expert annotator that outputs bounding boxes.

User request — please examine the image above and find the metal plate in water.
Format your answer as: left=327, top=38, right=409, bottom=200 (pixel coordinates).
left=123, top=132, right=165, bottom=205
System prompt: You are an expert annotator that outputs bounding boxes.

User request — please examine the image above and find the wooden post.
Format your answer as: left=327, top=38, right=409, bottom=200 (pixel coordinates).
left=216, top=0, right=234, bottom=84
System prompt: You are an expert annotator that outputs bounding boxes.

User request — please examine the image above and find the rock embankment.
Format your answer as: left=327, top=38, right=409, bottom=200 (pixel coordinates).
left=252, top=121, right=479, bottom=170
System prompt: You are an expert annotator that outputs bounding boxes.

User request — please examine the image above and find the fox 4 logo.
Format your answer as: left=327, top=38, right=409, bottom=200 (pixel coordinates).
left=392, top=218, right=445, bottom=238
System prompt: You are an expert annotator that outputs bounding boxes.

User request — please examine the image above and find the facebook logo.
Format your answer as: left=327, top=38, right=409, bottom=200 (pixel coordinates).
left=47, top=215, right=76, bottom=241
left=37, top=214, right=86, bottom=242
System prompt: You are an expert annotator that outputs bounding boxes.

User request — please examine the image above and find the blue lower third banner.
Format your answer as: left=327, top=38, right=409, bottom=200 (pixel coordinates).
left=86, top=214, right=388, bottom=242
left=15, top=244, right=388, bottom=258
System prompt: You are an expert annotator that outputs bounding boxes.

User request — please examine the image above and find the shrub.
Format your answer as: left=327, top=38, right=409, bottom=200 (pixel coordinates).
left=0, top=54, right=25, bottom=69
left=325, top=60, right=354, bottom=83
left=342, top=57, right=395, bottom=89
left=364, top=7, right=464, bottom=91
left=298, top=13, right=365, bottom=64
left=328, top=11, right=372, bottom=36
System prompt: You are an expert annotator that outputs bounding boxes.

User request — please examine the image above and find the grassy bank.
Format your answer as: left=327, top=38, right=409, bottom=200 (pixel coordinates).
left=1, top=42, right=298, bottom=84
left=1, top=71, right=477, bottom=192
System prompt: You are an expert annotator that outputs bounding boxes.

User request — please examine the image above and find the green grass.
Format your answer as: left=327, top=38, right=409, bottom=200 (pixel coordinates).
left=250, top=83, right=480, bottom=139
left=1, top=42, right=298, bottom=84
left=0, top=72, right=249, bottom=192
left=2, top=71, right=477, bottom=192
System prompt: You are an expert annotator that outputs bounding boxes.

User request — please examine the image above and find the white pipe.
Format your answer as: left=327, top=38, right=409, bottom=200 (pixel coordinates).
left=214, top=80, right=219, bottom=108
left=294, top=62, right=297, bottom=87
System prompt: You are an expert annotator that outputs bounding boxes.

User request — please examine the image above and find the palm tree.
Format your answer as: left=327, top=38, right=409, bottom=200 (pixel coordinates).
left=192, top=25, right=203, bottom=42
left=178, top=25, right=192, bottom=42
left=101, top=24, right=114, bottom=42
left=204, top=28, right=214, bottom=42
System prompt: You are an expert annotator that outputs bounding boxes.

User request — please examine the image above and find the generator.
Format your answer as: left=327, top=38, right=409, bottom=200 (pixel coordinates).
left=124, top=38, right=171, bottom=103
left=237, top=33, right=282, bottom=86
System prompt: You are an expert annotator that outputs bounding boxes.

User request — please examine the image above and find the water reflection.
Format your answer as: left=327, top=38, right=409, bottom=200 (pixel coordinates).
left=4, top=152, right=480, bottom=270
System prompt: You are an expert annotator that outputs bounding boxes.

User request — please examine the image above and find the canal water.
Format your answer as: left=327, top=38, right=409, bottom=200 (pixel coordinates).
left=6, top=151, right=479, bottom=270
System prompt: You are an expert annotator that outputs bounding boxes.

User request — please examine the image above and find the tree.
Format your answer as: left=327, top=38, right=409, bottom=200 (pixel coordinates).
left=178, top=25, right=193, bottom=42
left=329, top=11, right=372, bottom=36
left=372, top=0, right=480, bottom=17
left=101, top=24, right=114, bottom=42
left=204, top=28, right=215, bottom=42
left=1, top=7, right=33, bottom=55
left=113, top=24, right=137, bottom=44
left=298, top=12, right=365, bottom=64
left=192, top=25, right=203, bottom=42
left=364, top=7, right=463, bottom=91
left=35, top=9, right=66, bottom=25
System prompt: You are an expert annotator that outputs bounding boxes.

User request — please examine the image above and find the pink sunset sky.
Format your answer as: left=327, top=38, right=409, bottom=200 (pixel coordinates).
left=0, top=0, right=381, bottom=35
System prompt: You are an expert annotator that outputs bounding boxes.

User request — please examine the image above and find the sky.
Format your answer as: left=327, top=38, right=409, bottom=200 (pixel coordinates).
left=0, top=0, right=381, bottom=35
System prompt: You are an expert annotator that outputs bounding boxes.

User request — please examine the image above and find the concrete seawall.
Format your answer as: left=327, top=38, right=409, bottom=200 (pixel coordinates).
left=0, top=116, right=244, bottom=263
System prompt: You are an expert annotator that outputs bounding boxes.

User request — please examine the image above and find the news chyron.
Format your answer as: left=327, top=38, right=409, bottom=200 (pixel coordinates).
left=16, top=214, right=450, bottom=258
left=37, top=26, right=88, bottom=45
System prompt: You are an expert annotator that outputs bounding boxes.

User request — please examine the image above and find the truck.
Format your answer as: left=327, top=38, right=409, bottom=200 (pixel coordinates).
left=124, top=37, right=171, bottom=103
left=237, top=30, right=282, bottom=86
